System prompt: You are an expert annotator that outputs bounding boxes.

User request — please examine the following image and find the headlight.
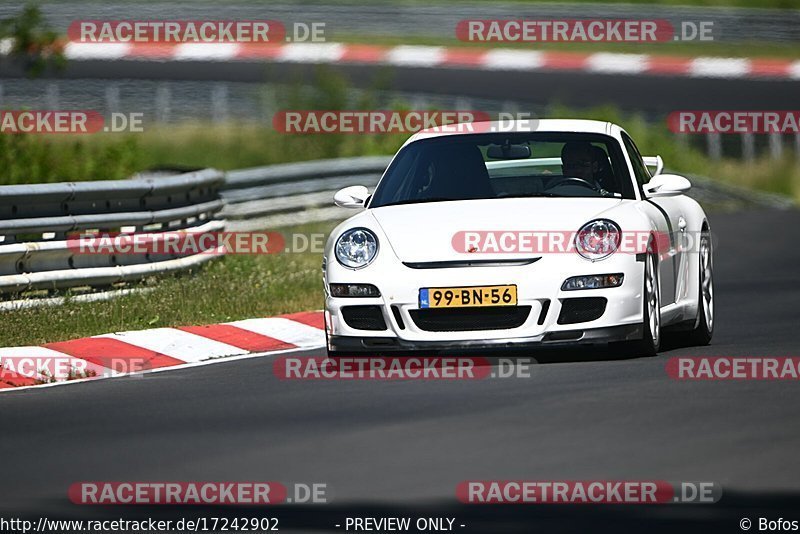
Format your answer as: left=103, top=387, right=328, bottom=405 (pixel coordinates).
left=575, top=219, right=621, bottom=261
left=335, top=228, right=379, bottom=269
left=562, top=274, right=624, bottom=291
left=329, top=283, right=381, bottom=297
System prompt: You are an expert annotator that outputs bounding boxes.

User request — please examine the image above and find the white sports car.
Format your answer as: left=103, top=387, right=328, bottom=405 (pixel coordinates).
left=323, top=120, right=713, bottom=356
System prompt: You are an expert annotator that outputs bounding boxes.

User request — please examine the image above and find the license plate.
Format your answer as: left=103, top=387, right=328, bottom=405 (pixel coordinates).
left=419, top=285, right=517, bottom=308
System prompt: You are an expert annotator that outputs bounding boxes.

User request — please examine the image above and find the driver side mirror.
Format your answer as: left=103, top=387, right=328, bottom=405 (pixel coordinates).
left=334, top=185, right=369, bottom=208
left=643, top=174, right=691, bottom=198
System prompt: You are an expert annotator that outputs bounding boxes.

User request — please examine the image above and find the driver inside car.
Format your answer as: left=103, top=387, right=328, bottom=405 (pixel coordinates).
left=560, top=141, right=613, bottom=195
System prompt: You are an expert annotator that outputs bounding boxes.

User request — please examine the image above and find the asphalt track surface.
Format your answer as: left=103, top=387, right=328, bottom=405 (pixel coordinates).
left=1, top=208, right=800, bottom=533
left=4, top=60, right=799, bottom=114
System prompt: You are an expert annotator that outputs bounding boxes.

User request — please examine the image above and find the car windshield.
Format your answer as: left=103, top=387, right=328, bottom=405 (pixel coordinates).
left=369, top=132, right=636, bottom=208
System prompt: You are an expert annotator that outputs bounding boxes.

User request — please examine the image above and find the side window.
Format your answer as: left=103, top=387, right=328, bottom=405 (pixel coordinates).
left=621, top=133, right=651, bottom=188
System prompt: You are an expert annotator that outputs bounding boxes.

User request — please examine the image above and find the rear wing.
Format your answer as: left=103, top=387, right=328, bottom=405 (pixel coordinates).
left=642, top=155, right=664, bottom=177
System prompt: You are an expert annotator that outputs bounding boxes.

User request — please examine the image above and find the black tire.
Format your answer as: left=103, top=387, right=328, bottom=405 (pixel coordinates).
left=619, top=243, right=661, bottom=357
left=677, top=231, right=714, bottom=346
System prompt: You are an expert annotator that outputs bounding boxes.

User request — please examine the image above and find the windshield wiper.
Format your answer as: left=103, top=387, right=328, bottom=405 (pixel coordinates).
left=378, top=197, right=457, bottom=207
left=500, top=192, right=566, bottom=198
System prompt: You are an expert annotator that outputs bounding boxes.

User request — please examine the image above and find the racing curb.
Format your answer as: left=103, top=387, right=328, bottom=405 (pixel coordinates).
left=56, top=41, right=800, bottom=80
left=0, top=311, right=324, bottom=391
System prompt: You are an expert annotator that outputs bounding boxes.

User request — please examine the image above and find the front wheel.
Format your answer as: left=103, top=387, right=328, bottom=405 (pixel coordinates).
left=619, top=245, right=661, bottom=357
left=677, top=231, right=714, bottom=346
left=640, top=247, right=662, bottom=355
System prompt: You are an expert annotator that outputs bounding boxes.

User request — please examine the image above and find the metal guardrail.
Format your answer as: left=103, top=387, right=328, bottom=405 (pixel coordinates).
left=0, top=169, right=226, bottom=298
left=220, top=156, right=390, bottom=231
left=0, top=157, right=390, bottom=305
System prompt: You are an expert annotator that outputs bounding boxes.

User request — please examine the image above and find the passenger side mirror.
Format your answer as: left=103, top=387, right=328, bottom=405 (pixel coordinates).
left=642, top=155, right=664, bottom=176
left=334, top=185, right=369, bottom=208
left=643, top=174, right=691, bottom=198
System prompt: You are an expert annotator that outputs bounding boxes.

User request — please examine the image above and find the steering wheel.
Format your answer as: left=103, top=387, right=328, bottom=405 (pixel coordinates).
left=545, top=177, right=600, bottom=191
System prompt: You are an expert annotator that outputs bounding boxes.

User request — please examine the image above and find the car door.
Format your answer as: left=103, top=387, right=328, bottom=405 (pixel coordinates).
left=621, top=133, right=685, bottom=307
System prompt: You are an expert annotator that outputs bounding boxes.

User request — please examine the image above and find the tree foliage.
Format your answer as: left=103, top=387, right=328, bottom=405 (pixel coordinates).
left=0, top=3, right=65, bottom=77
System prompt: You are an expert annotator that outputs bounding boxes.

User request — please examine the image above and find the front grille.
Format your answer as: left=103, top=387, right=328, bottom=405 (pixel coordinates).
left=341, top=305, right=387, bottom=331
left=557, top=297, right=607, bottom=325
left=409, top=306, right=531, bottom=332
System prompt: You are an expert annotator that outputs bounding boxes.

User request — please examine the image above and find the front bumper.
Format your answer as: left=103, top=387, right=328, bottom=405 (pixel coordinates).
left=325, top=250, right=646, bottom=352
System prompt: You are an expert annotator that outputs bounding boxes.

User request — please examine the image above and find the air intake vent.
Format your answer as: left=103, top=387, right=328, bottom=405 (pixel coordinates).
left=391, top=305, right=406, bottom=330
left=557, top=297, right=607, bottom=325
left=409, top=306, right=531, bottom=332
left=537, top=300, right=551, bottom=325
left=341, top=305, right=387, bottom=331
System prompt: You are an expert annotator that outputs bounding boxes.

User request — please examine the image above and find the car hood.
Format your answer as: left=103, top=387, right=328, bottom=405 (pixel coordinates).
left=369, top=197, right=627, bottom=263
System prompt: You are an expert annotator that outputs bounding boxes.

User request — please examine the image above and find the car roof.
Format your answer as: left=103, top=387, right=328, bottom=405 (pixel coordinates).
left=405, top=119, right=618, bottom=145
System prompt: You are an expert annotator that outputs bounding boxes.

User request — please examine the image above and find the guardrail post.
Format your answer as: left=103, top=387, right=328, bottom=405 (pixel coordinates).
left=105, top=83, right=120, bottom=114
left=211, top=83, right=229, bottom=124
left=156, top=83, right=171, bottom=123
left=706, top=132, right=722, bottom=161
left=454, top=97, right=472, bottom=112
left=795, top=133, right=800, bottom=162
left=741, top=133, right=755, bottom=163
left=410, top=94, right=430, bottom=109
left=769, top=132, right=783, bottom=161
left=45, top=83, right=59, bottom=109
